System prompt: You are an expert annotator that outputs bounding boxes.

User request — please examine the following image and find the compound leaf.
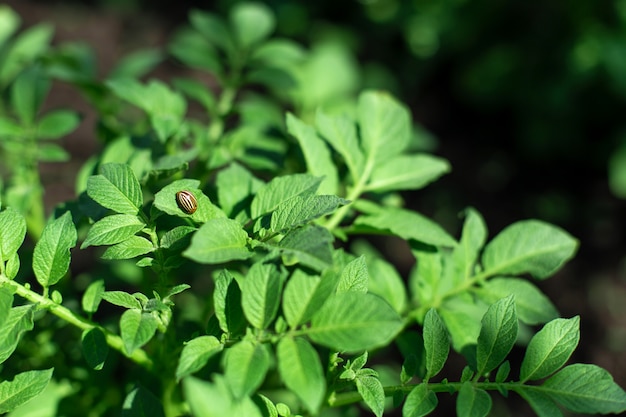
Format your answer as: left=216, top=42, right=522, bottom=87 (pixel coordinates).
left=251, top=174, right=321, bottom=219
left=456, top=382, right=492, bottom=417
left=120, top=309, right=158, bottom=355
left=86, top=163, right=143, bottom=215
left=357, top=90, right=411, bottom=164
left=241, top=263, right=284, bottom=329
left=481, top=220, right=578, bottom=279
left=366, top=154, right=450, bottom=192
left=0, top=368, right=53, bottom=414
left=81, top=327, right=108, bottom=371
left=183, top=218, right=252, bottom=264
left=476, top=295, right=517, bottom=375
left=541, top=364, right=626, bottom=414
left=308, top=292, right=402, bottom=352
left=33, top=211, right=77, bottom=287
left=176, top=336, right=223, bottom=381
left=278, top=224, right=334, bottom=271
left=223, top=340, right=269, bottom=399
left=81, top=214, right=145, bottom=249
left=403, top=383, right=437, bottom=417
left=0, top=207, right=26, bottom=261
left=423, top=309, right=449, bottom=380
left=286, top=113, right=338, bottom=195
left=277, top=337, right=325, bottom=414
left=520, top=317, right=580, bottom=382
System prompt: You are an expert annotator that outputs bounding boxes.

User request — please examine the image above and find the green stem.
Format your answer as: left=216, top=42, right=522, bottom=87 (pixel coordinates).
left=0, top=274, right=154, bottom=370
left=324, top=155, right=376, bottom=231
left=329, top=380, right=528, bottom=408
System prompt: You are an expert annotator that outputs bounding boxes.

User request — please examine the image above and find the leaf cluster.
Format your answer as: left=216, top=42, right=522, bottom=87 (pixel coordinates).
left=0, top=3, right=624, bottom=417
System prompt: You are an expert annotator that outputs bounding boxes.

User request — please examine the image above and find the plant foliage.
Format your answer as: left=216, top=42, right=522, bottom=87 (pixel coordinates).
left=0, top=3, right=624, bottom=417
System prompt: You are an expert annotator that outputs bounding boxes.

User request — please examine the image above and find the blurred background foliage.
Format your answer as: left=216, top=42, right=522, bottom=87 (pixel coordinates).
left=5, top=0, right=626, bottom=395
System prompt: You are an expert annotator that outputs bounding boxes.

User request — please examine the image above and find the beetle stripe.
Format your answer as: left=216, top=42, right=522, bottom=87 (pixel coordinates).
left=176, top=190, right=198, bottom=214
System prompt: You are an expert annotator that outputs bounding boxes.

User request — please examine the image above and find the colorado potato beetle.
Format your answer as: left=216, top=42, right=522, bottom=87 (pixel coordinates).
left=176, top=190, right=198, bottom=214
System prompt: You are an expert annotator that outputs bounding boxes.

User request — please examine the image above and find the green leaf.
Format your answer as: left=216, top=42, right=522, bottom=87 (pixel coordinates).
left=481, top=220, right=578, bottom=279
left=452, top=208, right=488, bottom=281
left=4, top=253, right=19, bottom=279
left=271, top=194, right=348, bottom=232
left=456, top=382, right=492, bottom=417
left=160, top=226, right=196, bottom=251
left=229, top=2, right=275, bottom=48
left=176, top=336, right=223, bottom=381
left=357, top=90, right=411, bottom=164
left=36, top=110, right=81, bottom=139
left=36, top=144, right=70, bottom=162
left=0, top=207, right=26, bottom=261
left=223, top=340, right=270, bottom=399
left=101, top=236, right=154, bottom=260
left=423, top=309, right=449, bottom=380
left=33, top=212, right=77, bottom=287
left=366, top=154, right=450, bottom=192
left=0, top=305, right=35, bottom=363
left=81, top=327, right=108, bottom=370
left=80, top=214, right=145, bottom=249
left=495, top=360, right=511, bottom=383
left=154, top=180, right=226, bottom=222
left=476, top=295, right=518, bottom=375
left=515, top=389, right=562, bottom=417
left=0, top=23, right=53, bottom=84
left=366, top=255, right=408, bottom=314
left=121, top=385, right=165, bottom=417
left=282, top=269, right=338, bottom=328
left=355, top=207, right=457, bottom=248
left=475, top=277, right=559, bottom=325
left=402, top=383, right=438, bottom=417
left=541, top=364, right=626, bottom=414
left=173, top=78, right=216, bottom=112
left=308, top=292, right=403, bottom=352
left=86, top=163, right=143, bottom=215
left=439, top=295, right=486, bottom=352
left=337, top=255, right=368, bottom=293
left=107, top=79, right=186, bottom=142
left=120, top=309, right=158, bottom=355
left=286, top=113, right=339, bottom=195
left=82, top=280, right=105, bottom=314
left=108, top=48, right=163, bottom=80
left=216, top=163, right=263, bottom=219
left=10, top=65, right=50, bottom=126
left=278, top=225, right=334, bottom=271
left=189, top=10, right=233, bottom=52
left=0, top=286, right=14, bottom=329
left=241, top=263, right=284, bottom=329
left=520, top=316, right=580, bottom=382
left=213, top=270, right=246, bottom=335
left=0, top=5, right=20, bottom=47
left=0, top=368, right=53, bottom=414
left=0, top=116, right=24, bottom=137
left=356, top=375, right=385, bottom=417
left=182, top=375, right=262, bottom=417
left=183, top=218, right=252, bottom=264
left=169, top=28, right=222, bottom=75
left=315, top=110, right=364, bottom=182
left=102, top=291, right=142, bottom=309
left=251, top=174, right=321, bottom=219
left=277, top=337, right=326, bottom=414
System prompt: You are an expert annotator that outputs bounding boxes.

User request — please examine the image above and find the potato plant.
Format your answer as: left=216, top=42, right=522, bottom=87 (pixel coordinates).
left=0, top=3, right=625, bottom=417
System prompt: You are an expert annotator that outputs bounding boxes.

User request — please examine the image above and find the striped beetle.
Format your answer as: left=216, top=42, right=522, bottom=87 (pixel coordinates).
left=176, top=190, right=198, bottom=214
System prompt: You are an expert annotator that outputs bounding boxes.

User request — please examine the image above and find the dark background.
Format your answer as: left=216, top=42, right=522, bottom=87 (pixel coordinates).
left=5, top=0, right=626, bottom=415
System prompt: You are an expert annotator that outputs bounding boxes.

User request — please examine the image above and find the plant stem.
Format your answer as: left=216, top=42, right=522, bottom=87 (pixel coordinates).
left=324, top=155, right=376, bottom=231
left=0, top=274, right=154, bottom=370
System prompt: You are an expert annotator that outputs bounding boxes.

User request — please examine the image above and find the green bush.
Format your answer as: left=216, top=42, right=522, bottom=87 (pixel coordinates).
left=0, top=3, right=625, bottom=416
